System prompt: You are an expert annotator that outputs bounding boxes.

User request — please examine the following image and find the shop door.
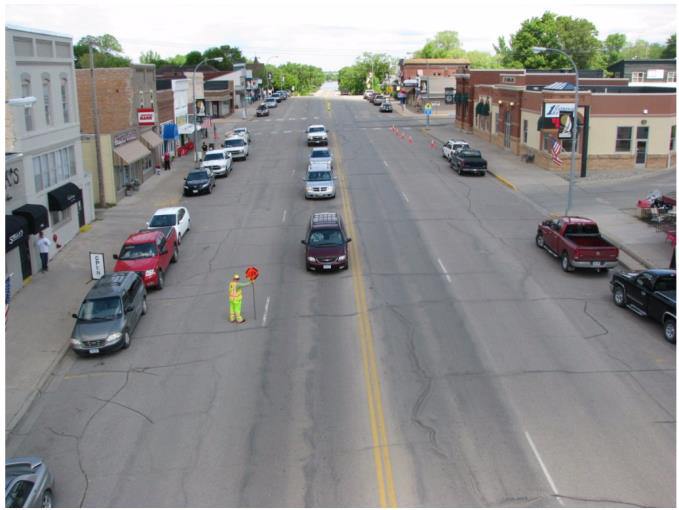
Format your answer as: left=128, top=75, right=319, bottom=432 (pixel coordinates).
left=18, top=241, right=32, bottom=280
left=635, top=140, right=647, bottom=166
left=77, top=199, right=85, bottom=228
left=504, top=111, right=511, bottom=148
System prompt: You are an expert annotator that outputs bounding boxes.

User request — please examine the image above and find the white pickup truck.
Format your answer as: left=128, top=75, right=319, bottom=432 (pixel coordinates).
left=307, top=125, right=328, bottom=146
left=442, top=139, right=470, bottom=161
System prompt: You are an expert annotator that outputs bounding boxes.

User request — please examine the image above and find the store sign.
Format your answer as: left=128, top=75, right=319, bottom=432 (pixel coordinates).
left=545, top=103, right=575, bottom=118
left=113, top=130, right=137, bottom=147
left=90, top=252, right=105, bottom=280
left=137, top=108, right=155, bottom=125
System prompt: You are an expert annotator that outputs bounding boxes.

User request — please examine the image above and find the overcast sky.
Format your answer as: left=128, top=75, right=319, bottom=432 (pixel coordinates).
left=4, top=0, right=677, bottom=71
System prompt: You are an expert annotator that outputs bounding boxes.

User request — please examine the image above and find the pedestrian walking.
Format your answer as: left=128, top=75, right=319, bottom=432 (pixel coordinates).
left=36, top=232, right=51, bottom=272
left=202, top=141, right=208, bottom=156
left=228, top=273, right=252, bottom=323
left=163, top=151, right=171, bottom=170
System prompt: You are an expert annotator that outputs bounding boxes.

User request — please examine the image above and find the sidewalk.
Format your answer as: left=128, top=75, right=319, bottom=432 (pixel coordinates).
left=394, top=105, right=675, bottom=271
left=5, top=121, right=241, bottom=436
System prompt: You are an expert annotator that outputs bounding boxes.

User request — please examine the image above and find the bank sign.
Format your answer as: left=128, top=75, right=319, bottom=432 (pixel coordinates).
left=138, top=108, right=155, bottom=125
left=545, top=103, right=575, bottom=118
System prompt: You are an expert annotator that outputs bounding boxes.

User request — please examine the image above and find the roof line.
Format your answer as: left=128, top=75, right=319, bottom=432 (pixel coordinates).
left=6, top=23, right=73, bottom=39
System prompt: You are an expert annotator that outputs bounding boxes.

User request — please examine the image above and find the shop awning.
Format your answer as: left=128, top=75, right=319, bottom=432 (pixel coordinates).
left=48, top=182, right=82, bottom=211
left=12, top=203, right=49, bottom=234
left=113, top=140, right=151, bottom=165
left=141, top=130, right=163, bottom=149
left=6, top=215, right=28, bottom=252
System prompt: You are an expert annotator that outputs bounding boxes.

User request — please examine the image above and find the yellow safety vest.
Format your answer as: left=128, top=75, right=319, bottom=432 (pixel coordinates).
left=229, top=281, right=242, bottom=301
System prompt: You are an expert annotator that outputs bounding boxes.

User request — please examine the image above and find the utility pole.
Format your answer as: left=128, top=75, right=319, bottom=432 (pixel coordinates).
left=89, top=44, right=105, bottom=207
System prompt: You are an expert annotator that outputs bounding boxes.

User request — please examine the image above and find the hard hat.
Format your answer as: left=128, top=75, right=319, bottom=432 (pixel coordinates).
left=233, top=273, right=240, bottom=280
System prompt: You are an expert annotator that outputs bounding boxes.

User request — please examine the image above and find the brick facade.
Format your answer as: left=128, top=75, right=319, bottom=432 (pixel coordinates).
left=76, top=68, right=133, bottom=134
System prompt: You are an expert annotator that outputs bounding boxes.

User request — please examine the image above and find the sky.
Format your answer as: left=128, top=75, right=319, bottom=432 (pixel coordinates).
left=4, top=0, right=677, bottom=71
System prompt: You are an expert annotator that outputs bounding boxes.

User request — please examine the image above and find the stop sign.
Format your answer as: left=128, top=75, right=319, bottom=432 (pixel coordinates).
left=245, top=267, right=259, bottom=281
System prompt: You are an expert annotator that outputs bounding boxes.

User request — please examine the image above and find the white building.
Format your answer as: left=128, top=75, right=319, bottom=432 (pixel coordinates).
left=5, top=24, right=95, bottom=296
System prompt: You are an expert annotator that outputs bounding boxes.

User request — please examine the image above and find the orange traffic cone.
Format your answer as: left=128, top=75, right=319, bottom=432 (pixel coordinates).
left=430, top=140, right=436, bottom=149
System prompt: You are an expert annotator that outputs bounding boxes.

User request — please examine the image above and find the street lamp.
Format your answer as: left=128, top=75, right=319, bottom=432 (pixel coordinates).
left=532, top=46, right=579, bottom=216
left=264, top=56, right=279, bottom=98
left=193, top=57, right=223, bottom=162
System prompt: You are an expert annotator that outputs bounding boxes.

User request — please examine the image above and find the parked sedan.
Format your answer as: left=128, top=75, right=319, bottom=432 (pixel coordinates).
left=256, top=104, right=269, bottom=117
left=380, top=101, right=393, bottom=112
left=147, top=206, right=190, bottom=244
left=265, top=98, right=278, bottom=108
left=6, top=457, right=54, bottom=508
left=183, top=169, right=216, bottom=195
left=233, top=127, right=251, bottom=143
left=309, top=147, right=333, bottom=169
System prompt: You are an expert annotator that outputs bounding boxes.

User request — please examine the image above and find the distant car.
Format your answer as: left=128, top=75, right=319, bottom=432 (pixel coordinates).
left=147, top=207, right=190, bottom=244
left=265, top=97, right=278, bottom=108
left=275, top=90, right=287, bottom=100
left=610, top=269, right=676, bottom=343
left=113, top=228, right=178, bottom=289
left=442, top=139, right=470, bottom=160
left=340, top=89, right=350, bottom=95
left=256, top=104, right=269, bottom=116
left=372, top=94, right=385, bottom=105
left=223, top=135, right=249, bottom=160
left=307, top=125, right=329, bottom=146
left=6, top=457, right=54, bottom=508
left=380, top=101, right=393, bottom=112
left=232, top=127, right=251, bottom=143
left=271, top=92, right=282, bottom=102
left=309, top=147, right=333, bottom=168
left=364, top=90, right=375, bottom=100
left=305, top=162, right=336, bottom=199
left=301, top=212, right=351, bottom=271
left=449, top=149, right=488, bottom=176
left=70, top=271, right=147, bottom=354
left=201, top=149, right=232, bottom=177
left=183, top=169, right=216, bottom=195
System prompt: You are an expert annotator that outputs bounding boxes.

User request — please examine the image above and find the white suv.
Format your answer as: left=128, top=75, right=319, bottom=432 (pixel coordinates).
left=307, top=125, right=328, bottom=146
left=223, top=135, right=249, bottom=160
left=201, top=149, right=232, bottom=177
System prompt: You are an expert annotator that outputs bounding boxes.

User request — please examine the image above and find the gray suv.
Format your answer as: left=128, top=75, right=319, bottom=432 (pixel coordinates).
left=70, top=272, right=147, bottom=356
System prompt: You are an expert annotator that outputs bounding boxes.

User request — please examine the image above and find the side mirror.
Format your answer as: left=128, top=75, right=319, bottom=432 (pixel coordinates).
left=301, top=240, right=306, bottom=245
left=72, top=313, right=78, bottom=319
left=161, top=249, right=168, bottom=255
left=125, top=306, right=134, bottom=313
left=113, top=254, right=119, bottom=259
left=146, top=222, right=150, bottom=227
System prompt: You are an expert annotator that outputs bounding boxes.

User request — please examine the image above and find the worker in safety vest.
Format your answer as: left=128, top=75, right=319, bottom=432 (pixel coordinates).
left=228, top=273, right=252, bottom=323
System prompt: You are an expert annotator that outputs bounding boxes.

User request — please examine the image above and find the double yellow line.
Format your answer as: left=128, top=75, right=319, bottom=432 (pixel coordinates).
left=331, top=126, right=398, bottom=507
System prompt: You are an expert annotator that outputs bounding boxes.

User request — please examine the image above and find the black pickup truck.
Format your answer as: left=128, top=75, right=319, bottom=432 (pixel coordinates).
left=610, top=269, right=676, bottom=343
left=450, top=149, right=487, bottom=176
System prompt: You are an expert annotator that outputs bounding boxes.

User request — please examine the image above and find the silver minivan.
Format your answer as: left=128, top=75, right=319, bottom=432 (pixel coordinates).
left=305, top=162, right=336, bottom=199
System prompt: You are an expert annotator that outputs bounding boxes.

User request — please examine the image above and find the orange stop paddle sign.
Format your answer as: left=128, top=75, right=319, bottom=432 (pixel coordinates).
left=245, top=267, right=259, bottom=281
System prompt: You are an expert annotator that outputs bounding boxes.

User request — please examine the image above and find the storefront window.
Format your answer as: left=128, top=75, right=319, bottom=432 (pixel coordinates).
left=615, top=127, right=633, bottom=152
left=50, top=205, right=72, bottom=227
left=671, top=125, right=676, bottom=152
left=33, top=146, right=75, bottom=192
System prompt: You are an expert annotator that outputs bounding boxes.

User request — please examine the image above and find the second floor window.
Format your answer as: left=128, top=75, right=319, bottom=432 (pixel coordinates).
left=42, top=76, right=52, bottom=125
left=21, top=76, right=33, bottom=131
left=631, top=71, right=645, bottom=82
left=61, top=77, right=69, bottom=123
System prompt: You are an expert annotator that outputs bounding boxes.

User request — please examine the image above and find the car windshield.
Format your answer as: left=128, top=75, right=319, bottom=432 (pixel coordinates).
left=204, top=153, right=224, bottom=161
left=307, top=171, right=332, bottom=181
left=187, top=171, right=208, bottom=181
left=78, top=297, right=123, bottom=321
left=258, top=105, right=267, bottom=109
left=235, top=129, right=246, bottom=134
left=309, top=127, right=325, bottom=133
left=224, top=139, right=245, bottom=147
left=149, top=214, right=176, bottom=227
left=119, top=242, right=157, bottom=260
left=308, top=228, right=344, bottom=247
left=654, top=276, right=676, bottom=291
left=460, top=150, right=481, bottom=157
left=311, top=150, right=330, bottom=158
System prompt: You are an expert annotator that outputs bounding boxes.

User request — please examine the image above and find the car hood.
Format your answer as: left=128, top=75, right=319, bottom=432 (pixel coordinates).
left=224, top=146, right=245, bottom=152
left=310, top=157, right=331, bottom=165
left=114, top=258, right=155, bottom=272
left=307, top=244, right=346, bottom=257
left=72, top=316, right=123, bottom=341
left=306, top=179, right=334, bottom=187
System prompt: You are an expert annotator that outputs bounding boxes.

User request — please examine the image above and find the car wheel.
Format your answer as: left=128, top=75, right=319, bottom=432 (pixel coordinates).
left=157, top=269, right=165, bottom=290
left=171, top=244, right=179, bottom=263
left=535, top=234, right=545, bottom=249
left=561, top=252, right=572, bottom=272
left=664, top=318, right=676, bottom=344
left=613, top=286, right=626, bottom=307
left=141, top=296, right=148, bottom=315
left=121, top=330, right=131, bottom=350
left=187, top=219, right=190, bottom=231
left=41, top=489, right=53, bottom=508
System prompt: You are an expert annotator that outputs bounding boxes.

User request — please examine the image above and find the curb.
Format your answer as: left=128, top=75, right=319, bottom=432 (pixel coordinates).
left=487, top=170, right=517, bottom=191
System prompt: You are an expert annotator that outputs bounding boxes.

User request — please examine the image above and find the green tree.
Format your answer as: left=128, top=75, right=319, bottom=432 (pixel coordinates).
left=622, top=39, right=664, bottom=59
left=184, top=51, right=203, bottom=67
left=74, top=34, right=131, bottom=68
left=602, top=33, right=626, bottom=66
left=661, top=33, right=676, bottom=58
left=415, top=31, right=463, bottom=58
left=140, top=50, right=166, bottom=66
left=464, top=51, right=501, bottom=68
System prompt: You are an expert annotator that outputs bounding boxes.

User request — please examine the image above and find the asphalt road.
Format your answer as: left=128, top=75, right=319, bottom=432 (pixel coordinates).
left=7, top=88, right=675, bottom=507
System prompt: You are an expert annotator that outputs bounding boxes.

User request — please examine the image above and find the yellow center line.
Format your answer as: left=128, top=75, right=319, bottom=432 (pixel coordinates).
left=331, top=117, right=398, bottom=507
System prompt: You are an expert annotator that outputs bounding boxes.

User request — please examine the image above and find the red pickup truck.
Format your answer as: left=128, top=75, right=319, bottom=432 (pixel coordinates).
left=113, top=227, right=178, bottom=289
left=535, top=216, right=619, bottom=272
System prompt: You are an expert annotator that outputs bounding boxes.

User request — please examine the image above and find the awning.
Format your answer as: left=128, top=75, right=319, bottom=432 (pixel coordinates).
left=6, top=215, right=29, bottom=252
left=12, top=203, right=49, bottom=234
left=48, top=182, right=82, bottom=211
left=141, top=130, right=163, bottom=149
left=113, top=140, right=151, bottom=165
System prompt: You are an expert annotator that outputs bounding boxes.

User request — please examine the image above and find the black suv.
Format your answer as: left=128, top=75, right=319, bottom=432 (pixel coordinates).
left=70, top=272, right=147, bottom=355
left=301, top=212, right=351, bottom=271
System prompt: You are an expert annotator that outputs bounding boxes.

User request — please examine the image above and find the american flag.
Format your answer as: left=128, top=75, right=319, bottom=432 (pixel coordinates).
left=551, top=138, right=563, bottom=166
left=201, top=117, right=213, bottom=130
left=5, top=274, right=11, bottom=328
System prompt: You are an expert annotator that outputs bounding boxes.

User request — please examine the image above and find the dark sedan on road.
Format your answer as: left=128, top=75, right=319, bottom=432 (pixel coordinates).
left=183, top=169, right=215, bottom=195
left=256, top=104, right=269, bottom=117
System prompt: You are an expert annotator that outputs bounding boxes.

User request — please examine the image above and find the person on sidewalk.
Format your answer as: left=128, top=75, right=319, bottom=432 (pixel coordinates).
left=35, top=231, right=51, bottom=272
left=228, top=273, right=252, bottom=323
left=163, top=151, right=171, bottom=171
left=202, top=141, right=208, bottom=156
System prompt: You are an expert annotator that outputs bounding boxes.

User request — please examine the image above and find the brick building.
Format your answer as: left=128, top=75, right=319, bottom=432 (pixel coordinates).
left=76, top=64, right=162, bottom=205
left=398, top=58, right=469, bottom=104
left=456, top=69, right=676, bottom=174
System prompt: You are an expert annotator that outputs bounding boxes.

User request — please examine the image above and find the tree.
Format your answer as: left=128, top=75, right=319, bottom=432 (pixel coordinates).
left=140, top=50, right=166, bottom=66
left=602, top=33, right=626, bottom=66
left=661, top=33, right=676, bottom=59
left=337, top=53, right=395, bottom=95
left=415, top=31, right=463, bottom=58
left=184, top=51, right=203, bottom=67
left=464, top=51, right=501, bottom=69
left=74, top=34, right=131, bottom=68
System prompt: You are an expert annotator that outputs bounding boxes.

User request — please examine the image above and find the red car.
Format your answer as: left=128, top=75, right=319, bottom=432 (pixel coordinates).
left=113, top=227, right=178, bottom=289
